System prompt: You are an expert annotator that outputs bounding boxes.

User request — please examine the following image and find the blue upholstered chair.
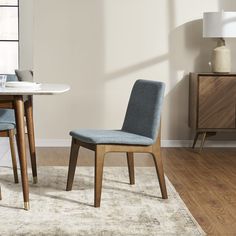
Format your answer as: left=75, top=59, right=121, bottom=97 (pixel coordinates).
left=0, top=71, right=35, bottom=184
left=66, top=79, right=168, bottom=207
left=0, top=74, right=18, bottom=183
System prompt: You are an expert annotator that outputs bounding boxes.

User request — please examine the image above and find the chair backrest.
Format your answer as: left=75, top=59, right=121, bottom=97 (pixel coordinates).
left=15, top=70, right=33, bottom=82
left=122, top=79, right=165, bottom=142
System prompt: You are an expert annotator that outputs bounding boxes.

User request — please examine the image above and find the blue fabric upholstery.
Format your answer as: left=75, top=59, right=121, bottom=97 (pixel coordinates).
left=0, top=109, right=15, bottom=131
left=0, top=122, right=15, bottom=131
left=70, top=129, right=154, bottom=145
left=70, top=80, right=165, bottom=145
left=0, top=74, right=18, bottom=82
left=0, top=74, right=17, bottom=131
left=0, top=109, right=15, bottom=124
left=6, top=74, right=18, bottom=82
left=122, top=79, right=165, bottom=140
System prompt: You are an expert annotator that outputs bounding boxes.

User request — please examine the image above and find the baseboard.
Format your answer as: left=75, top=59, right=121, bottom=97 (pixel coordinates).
left=1, top=138, right=236, bottom=166
left=2, top=138, right=236, bottom=148
left=36, top=139, right=192, bottom=147
left=162, top=140, right=236, bottom=147
left=36, top=139, right=236, bottom=148
left=36, top=139, right=71, bottom=147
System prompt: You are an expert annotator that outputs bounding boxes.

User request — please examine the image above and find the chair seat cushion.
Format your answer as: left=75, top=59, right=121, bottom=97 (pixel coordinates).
left=0, top=109, right=15, bottom=131
left=0, top=122, right=15, bottom=131
left=0, top=109, right=15, bottom=124
left=70, top=129, right=154, bottom=145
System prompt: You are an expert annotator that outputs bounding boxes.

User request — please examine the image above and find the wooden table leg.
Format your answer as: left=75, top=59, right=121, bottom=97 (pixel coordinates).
left=25, top=96, right=38, bottom=184
left=14, top=95, right=30, bottom=210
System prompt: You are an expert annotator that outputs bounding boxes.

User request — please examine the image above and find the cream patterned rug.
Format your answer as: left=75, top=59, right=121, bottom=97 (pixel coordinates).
left=0, top=167, right=205, bottom=236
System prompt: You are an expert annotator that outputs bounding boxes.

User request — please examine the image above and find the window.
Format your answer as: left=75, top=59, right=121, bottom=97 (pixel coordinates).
left=0, top=0, right=18, bottom=73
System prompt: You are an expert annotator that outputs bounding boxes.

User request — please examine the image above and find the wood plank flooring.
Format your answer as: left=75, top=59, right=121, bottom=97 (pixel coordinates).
left=36, top=147, right=236, bottom=235
left=163, top=148, right=236, bottom=235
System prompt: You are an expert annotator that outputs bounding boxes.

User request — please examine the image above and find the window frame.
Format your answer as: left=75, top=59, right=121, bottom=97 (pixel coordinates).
left=0, top=0, right=19, bottom=73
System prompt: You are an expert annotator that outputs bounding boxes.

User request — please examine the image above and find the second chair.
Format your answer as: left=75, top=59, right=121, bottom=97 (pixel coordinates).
left=66, top=79, right=168, bottom=207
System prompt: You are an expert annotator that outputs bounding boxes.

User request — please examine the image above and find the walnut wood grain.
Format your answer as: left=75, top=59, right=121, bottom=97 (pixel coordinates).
left=189, top=73, right=236, bottom=130
left=126, top=152, right=135, bottom=185
left=94, top=145, right=105, bottom=207
left=66, top=138, right=80, bottom=191
left=24, top=96, right=38, bottom=183
left=189, top=73, right=198, bottom=129
left=189, top=73, right=236, bottom=150
left=14, top=96, right=29, bottom=210
left=163, top=148, right=236, bottom=235
left=198, top=76, right=236, bottom=129
left=8, top=129, right=19, bottom=184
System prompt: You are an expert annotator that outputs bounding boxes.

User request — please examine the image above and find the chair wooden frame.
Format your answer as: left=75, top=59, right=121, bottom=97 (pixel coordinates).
left=66, top=129, right=168, bottom=207
left=0, top=129, right=18, bottom=183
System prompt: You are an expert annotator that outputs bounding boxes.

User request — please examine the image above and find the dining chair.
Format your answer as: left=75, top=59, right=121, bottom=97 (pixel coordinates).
left=0, top=116, right=18, bottom=183
left=66, top=79, right=167, bottom=207
left=0, top=72, right=37, bottom=184
left=0, top=75, right=19, bottom=183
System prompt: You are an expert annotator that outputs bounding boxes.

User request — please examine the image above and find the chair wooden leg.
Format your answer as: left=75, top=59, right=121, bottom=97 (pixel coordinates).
left=25, top=97, right=38, bottom=184
left=199, top=132, right=207, bottom=153
left=152, top=147, right=168, bottom=199
left=126, top=152, right=135, bottom=185
left=192, top=132, right=200, bottom=149
left=94, top=145, right=105, bottom=207
left=66, top=138, right=80, bottom=191
left=0, top=186, right=2, bottom=200
left=8, top=129, right=19, bottom=184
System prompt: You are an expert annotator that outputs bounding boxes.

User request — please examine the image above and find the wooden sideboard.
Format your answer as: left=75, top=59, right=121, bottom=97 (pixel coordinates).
left=189, top=72, right=236, bottom=151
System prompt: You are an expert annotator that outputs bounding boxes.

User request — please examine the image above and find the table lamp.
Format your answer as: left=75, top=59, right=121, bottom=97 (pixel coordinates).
left=203, top=11, right=236, bottom=73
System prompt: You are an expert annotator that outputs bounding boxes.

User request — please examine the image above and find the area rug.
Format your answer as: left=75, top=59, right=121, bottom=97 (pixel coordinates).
left=0, top=167, right=205, bottom=235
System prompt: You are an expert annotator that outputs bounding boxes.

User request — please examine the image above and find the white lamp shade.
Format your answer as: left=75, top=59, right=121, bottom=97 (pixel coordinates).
left=203, top=11, right=236, bottom=38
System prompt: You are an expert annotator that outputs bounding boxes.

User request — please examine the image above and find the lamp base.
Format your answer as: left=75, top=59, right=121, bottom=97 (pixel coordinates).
left=211, top=39, right=231, bottom=73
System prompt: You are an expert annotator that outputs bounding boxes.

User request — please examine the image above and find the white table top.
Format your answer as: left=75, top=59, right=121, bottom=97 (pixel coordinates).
left=0, top=83, right=70, bottom=95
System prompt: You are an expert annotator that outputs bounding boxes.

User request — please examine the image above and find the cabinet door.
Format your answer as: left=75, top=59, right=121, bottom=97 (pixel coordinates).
left=198, top=76, right=236, bottom=129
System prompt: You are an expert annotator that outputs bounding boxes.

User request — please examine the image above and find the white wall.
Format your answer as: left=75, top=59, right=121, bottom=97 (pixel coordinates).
left=21, top=0, right=236, bottom=144
left=19, top=0, right=34, bottom=70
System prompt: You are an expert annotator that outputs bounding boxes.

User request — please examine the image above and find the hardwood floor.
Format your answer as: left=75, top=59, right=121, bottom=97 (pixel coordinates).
left=36, top=147, right=236, bottom=235
left=163, top=148, right=236, bottom=236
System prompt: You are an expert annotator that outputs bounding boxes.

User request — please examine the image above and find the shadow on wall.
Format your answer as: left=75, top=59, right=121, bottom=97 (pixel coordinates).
left=219, top=0, right=236, bottom=10
left=103, top=54, right=168, bottom=81
left=219, top=0, right=236, bottom=73
left=35, top=1, right=236, bottom=140
left=162, top=19, right=215, bottom=140
left=101, top=18, right=216, bottom=140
